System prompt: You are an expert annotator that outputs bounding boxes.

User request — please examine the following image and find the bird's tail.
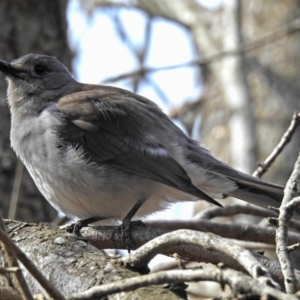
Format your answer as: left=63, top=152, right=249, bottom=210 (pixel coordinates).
left=184, top=140, right=300, bottom=219
left=225, top=174, right=300, bottom=220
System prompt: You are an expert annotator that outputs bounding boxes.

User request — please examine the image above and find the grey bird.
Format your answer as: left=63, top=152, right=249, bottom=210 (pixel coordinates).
left=0, top=54, right=295, bottom=239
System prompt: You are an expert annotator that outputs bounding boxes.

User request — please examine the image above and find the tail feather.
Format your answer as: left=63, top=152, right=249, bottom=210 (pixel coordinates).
left=185, top=140, right=300, bottom=220
left=226, top=176, right=300, bottom=221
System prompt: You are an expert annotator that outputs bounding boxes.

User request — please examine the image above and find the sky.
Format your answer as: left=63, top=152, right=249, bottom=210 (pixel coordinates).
left=67, top=0, right=223, bottom=111
left=66, top=0, right=222, bottom=220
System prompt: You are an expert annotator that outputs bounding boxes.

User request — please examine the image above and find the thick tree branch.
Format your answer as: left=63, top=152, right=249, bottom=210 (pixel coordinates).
left=0, top=219, right=64, bottom=300
left=82, top=223, right=300, bottom=289
left=2, top=220, right=300, bottom=295
left=2, top=221, right=179, bottom=299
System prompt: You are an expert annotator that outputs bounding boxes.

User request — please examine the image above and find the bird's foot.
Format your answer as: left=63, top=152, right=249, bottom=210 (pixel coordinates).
left=114, top=220, right=145, bottom=253
left=65, top=220, right=85, bottom=237
left=65, top=216, right=107, bottom=238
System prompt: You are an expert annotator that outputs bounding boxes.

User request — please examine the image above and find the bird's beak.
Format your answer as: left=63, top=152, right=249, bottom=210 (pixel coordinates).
left=0, top=60, right=22, bottom=79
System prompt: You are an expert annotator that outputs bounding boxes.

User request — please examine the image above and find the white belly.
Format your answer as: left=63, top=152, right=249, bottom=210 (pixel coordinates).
left=11, top=108, right=191, bottom=222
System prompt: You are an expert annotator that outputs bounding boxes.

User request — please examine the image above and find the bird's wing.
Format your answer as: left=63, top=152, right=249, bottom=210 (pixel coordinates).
left=56, top=87, right=220, bottom=206
left=186, top=140, right=283, bottom=195
left=185, top=139, right=286, bottom=210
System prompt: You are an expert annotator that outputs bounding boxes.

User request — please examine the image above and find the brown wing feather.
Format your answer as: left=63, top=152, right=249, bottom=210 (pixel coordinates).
left=57, top=87, right=221, bottom=206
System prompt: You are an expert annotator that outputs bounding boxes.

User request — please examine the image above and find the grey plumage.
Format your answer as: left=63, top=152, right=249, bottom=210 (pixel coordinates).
left=0, top=53, right=295, bottom=223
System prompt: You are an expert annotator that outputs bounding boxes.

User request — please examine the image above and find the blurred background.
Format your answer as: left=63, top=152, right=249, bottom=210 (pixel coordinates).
left=0, top=0, right=300, bottom=225
left=2, top=1, right=300, bottom=298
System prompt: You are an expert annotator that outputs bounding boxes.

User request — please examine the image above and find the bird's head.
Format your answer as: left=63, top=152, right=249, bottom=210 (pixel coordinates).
left=0, top=54, right=77, bottom=113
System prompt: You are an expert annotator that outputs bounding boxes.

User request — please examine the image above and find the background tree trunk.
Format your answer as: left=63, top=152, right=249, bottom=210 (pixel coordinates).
left=0, top=0, right=72, bottom=222
left=96, top=0, right=300, bottom=183
left=241, top=0, right=300, bottom=183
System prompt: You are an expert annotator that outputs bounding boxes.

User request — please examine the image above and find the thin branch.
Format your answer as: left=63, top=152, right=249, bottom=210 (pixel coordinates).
left=195, top=204, right=277, bottom=220
left=0, top=211, right=33, bottom=300
left=112, top=11, right=136, bottom=54
left=194, top=204, right=300, bottom=232
left=102, top=17, right=300, bottom=84
left=276, top=197, right=300, bottom=293
left=133, top=15, right=153, bottom=93
left=287, top=242, right=300, bottom=253
left=66, top=268, right=296, bottom=300
left=0, top=267, right=20, bottom=275
left=141, top=15, right=153, bottom=63
left=144, top=75, right=170, bottom=105
left=0, top=222, right=65, bottom=300
left=101, top=62, right=194, bottom=83
left=253, top=112, right=300, bottom=178
left=121, top=229, right=277, bottom=285
left=144, top=219, right=300, bottom=246
left=82, top=224, right=300, bottom=289
left=276, top=150, right=300, bottom=293
left=8, top=160, right=24, bottom=219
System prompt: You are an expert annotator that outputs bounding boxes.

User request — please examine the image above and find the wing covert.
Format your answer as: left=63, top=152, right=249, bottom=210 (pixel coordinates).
left=56, top=87, right=221, bottom=206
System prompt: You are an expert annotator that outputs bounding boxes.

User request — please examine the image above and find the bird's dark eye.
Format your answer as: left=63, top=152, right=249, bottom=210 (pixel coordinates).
left=34, top=65, right=46, bottom=74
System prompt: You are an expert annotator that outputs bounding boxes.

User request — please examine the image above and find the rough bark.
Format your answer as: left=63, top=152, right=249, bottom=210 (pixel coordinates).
left=2, top=220, right=300, bottom=295
left=0, top=220, right=180, bottom=299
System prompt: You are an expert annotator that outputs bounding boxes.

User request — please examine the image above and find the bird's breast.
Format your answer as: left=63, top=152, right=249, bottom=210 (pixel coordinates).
left=9, top=107, right=165, bottom=220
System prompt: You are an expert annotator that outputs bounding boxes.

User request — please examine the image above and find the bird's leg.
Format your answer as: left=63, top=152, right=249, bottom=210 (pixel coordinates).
left=118, top=198, right=147, bottom=252
left=66, top=216, right=108, bottom=236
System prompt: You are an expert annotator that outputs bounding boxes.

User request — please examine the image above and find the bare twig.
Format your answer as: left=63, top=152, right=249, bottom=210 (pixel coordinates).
left=195, top=204, right=277, bottom=220
left=144, top=219, right=300, bottom=246
left=82, top=225, right=300, bottom=288
left=0, top=211, right=33, bottom=300
left=66, top=268, right=296, bottom=300
left=102, top=17, right=300, bottom=84
left=121, top=229, right=277, bottom=286
left=253, top=112, right=300, bottom=178
left=195, top=204, right=300, bottom=232
left=173, top=253, right=186, bottom=270
left=0, top=222, right=65, bottom=300
left=287, top=242, right=300, bottom=253
left=8, top=160, right=24, bottom=219
left=133, top=15, right=153, bottom=93
left=0, top=267, right=20, bottom=275
left=276, top=197, right=300, bottom=293
left=276, top=149, right=300, bottom=293
left=269, top=206, right=280, bottom=214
